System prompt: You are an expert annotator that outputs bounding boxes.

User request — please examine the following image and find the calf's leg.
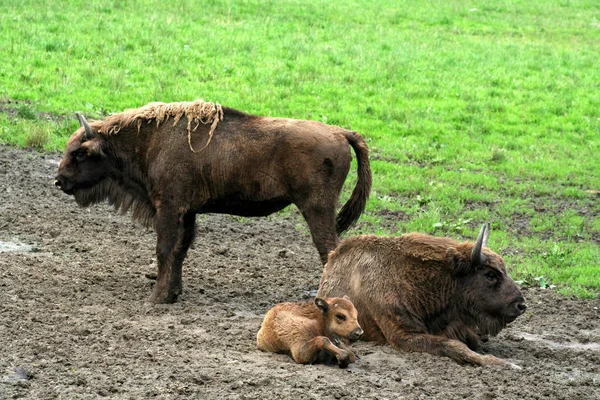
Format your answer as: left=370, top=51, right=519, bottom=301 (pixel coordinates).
left=291, top=336, right=355, bottom=368
left=150, top=209, right=196, bottom=303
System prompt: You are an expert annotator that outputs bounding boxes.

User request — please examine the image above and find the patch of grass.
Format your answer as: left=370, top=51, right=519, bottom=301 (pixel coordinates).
left=0, top=0, right=598, bottom=296
left=17, top=104, right=37, bottom=120
left=25, top=126, right=49, bottom=148
left=0, top=114, right=74, bottom=151
left=504, top=239, right=600, bottom=298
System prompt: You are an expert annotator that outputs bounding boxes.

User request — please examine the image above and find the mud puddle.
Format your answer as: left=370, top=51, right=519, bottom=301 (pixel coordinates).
left=516, top=331, right=600, bottom=352
left=0, top=239, right=35, bottom=253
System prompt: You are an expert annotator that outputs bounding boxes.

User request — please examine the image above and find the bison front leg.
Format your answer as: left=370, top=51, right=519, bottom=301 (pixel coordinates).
left=150, top=209, right=196, bottom=304
left=440, top=340, right=520, bottom=369
left=376, top=317, right=520, bottom=369
left=291, top=337, right=355, bottom=368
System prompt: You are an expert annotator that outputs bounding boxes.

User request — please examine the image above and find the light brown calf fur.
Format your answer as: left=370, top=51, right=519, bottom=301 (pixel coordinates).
left=318, top=224, right=526, bottom=369
left=257, top=296, right=363, bottom=367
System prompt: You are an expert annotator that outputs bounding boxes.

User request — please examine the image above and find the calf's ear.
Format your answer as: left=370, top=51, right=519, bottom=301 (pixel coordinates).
left=343, top=295, right=352, bottom=302
left=315, top=297, right=329, bottom=313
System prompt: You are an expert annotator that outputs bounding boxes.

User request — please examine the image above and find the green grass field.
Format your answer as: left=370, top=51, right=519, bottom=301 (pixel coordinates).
left=1, top=0, right=598, bottom=297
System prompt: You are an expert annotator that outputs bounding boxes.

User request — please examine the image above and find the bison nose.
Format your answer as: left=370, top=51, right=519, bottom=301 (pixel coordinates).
left=54, top=176, right=73, bottom=194
left=349, top=328, right=364, bottom=341
left=511, top=296, right=527, bottom=317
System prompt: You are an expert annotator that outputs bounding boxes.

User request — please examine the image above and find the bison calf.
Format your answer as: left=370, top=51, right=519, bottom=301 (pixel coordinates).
left=318, top=224, right=526, bottom=369
left=257, top=296, right=363, bottom=367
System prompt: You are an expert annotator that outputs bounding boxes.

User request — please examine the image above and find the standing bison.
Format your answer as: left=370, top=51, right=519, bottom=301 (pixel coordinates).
left=318, top=224, right=526, bottom=368
left=55, top=100, right=372, bottom=303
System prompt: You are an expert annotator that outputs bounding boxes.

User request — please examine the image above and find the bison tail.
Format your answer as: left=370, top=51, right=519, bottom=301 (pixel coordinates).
left=336, top=131, right=372, bottom=236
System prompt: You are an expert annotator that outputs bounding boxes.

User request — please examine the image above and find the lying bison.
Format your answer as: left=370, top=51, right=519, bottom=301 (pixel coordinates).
left=318, top=224, right=526, bottom=368
left=55, top=100, right=371, bottom=303
left=257, top=296, right=363, bottom=367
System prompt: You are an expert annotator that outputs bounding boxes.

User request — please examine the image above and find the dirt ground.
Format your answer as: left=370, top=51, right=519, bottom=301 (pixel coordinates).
left=1, top=145, right=599, bottom=400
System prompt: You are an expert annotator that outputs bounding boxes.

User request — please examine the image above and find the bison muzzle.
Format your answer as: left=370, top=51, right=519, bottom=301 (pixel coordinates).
left=317, top=223, right=526, bottom=368
left=55, top=100, right=372, bottom=303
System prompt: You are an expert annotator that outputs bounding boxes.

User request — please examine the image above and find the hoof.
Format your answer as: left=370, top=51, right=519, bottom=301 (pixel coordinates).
left=481, top=355, right=521, bottom=370
left=337, top=350, right=351, bottom=368
left=148, top=288, right=180, bottom=304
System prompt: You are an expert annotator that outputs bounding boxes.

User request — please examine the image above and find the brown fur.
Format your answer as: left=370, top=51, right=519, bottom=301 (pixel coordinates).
left=94, top=100, right=223, bottom=152
left=317, top=226, right=526, bottom=368
left=256, top=296, right=363, bottom=367
left=55, top=101, right=372, bottom=303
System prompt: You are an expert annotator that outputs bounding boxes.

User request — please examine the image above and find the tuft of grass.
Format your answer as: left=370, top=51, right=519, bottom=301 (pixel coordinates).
left=0, top=114, right=74, bottom=151
left=25, top=126, right=49, bottom=148
left=490, top=148, right=506, bottom=163
left=17, top=104, right=37, bottom=120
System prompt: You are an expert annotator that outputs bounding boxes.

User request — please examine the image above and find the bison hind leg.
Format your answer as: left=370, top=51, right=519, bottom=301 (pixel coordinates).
left=296, top=201, right=339, bottom=264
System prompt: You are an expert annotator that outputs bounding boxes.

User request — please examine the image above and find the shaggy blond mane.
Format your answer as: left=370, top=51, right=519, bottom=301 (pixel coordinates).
left=94, top=100, right=224, bottom=152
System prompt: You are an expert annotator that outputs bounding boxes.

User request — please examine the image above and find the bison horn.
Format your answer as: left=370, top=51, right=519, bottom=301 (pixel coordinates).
left=75, top=112, right=95, bottom=141
left=482, top=222, right=490, bottom=248
left=471, top=223, right=490, bottom=266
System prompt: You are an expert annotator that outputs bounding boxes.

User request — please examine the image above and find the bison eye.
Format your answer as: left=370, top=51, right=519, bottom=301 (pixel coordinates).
left=73, top=151, right=87, bottom=163
left=484, top=272, right=497, bottom=282
left=335, top=314, right=346, bottom=322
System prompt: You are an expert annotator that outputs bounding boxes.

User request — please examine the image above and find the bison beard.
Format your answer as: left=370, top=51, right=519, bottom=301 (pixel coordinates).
left=317, top=224, right=526, bottom=369
left=72, top=178, right=156, bottom=227
left=55, top=101, right=372, bottom=304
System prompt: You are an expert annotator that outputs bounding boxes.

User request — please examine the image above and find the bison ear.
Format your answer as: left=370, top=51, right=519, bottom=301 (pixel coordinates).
left=315, top=297, right=329, bottom=313
left=342, top=295, right=352, bottom=302
left=471, top=223, right=490, bottom=267
left=76, top=112, right=95, bottom=142
left=448, top=247, right=472, bottom=276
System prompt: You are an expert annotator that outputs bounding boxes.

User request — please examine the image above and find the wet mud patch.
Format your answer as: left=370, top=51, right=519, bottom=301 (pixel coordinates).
left=0, top=239, right=36, bottom=253
left=0, top=146, right=599, bottom=399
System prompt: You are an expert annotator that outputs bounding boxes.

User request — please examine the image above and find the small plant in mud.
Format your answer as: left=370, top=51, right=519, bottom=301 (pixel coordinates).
left=515, top=275, right=555, bottom=290
left=432, top=218, right=472, bottom=234
left=533, top=276, right=551, bottom=289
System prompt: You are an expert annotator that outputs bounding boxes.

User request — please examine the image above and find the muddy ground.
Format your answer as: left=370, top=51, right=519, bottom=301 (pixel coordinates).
left=0, top=145, right=599, bottom=399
